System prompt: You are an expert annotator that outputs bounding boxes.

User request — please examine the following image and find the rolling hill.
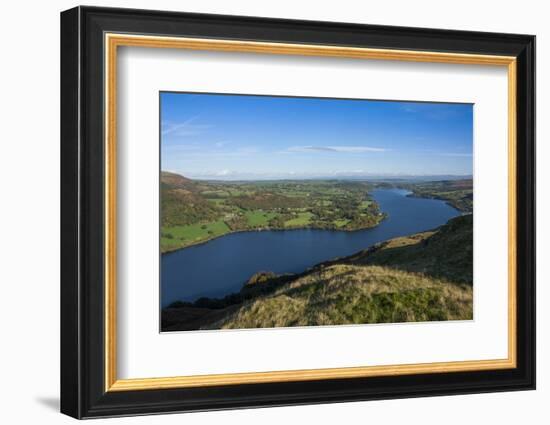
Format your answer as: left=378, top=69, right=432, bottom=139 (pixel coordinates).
left=160, top=172, right=385, bottom=252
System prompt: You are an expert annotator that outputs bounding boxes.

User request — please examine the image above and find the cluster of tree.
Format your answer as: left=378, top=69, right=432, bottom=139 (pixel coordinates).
left=225, top=214, right=248, bottom=231
left=267, top=213, right=293, bottom=228
left=308, top=196, right=382, bottom=230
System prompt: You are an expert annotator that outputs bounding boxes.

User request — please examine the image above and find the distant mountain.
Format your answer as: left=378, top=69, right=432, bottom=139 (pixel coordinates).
left=317, top=174, right=473, bottom=182
left=186, top=174, right=473, bottom=182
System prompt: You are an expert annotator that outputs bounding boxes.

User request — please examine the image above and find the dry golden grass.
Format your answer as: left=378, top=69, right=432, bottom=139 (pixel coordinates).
left=205, top=264, right=472, bottom=330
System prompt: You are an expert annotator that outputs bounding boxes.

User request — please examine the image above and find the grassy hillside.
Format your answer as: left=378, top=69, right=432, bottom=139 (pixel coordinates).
left=338, top=214, right=473, bottom=284
left=162, top=215, right=473, bottom=331
left=204, top=266, right=472, bottom=329
left=161, top=171, right=220, bottom=227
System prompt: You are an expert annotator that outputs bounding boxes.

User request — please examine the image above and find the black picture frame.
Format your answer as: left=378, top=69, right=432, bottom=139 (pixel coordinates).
left=61, top=5, right=535, bottom=419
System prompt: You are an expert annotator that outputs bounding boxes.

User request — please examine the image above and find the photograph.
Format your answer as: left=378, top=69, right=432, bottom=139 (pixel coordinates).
left=160, top=92, right=474, bottom=332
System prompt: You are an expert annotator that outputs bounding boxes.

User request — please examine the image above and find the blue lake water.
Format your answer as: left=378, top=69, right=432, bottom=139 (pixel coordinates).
left=161, top=188, right=460, bottom=307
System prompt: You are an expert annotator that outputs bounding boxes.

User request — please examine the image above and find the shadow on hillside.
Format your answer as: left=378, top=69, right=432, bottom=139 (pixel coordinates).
left=350, top=215, right=473, bottom=285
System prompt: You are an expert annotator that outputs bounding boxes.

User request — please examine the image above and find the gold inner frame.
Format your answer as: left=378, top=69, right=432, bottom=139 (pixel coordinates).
left=104, top=33, right=518, bottom=392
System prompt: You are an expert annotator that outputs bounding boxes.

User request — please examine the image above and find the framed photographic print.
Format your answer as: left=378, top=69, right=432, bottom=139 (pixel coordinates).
left=60, top=6, right=535, bottom=419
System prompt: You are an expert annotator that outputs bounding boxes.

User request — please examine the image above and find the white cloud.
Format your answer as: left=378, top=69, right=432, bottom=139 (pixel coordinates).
left=161, top=116, right=212, bottom=137
left=286, top=145, right=387, bottom=153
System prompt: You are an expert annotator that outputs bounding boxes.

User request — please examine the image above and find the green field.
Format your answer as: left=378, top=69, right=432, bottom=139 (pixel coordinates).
left=243, top=211, right=277, bottom=227
left=284, top=212, right=314, bottom=227
left=334, top=219, right=350, bottom=228
left=359, top=200, right=372, bottom=209
left=161, top=220, right=230, bottom=252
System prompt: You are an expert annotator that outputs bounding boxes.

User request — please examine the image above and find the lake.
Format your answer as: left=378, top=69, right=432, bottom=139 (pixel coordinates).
left=161, top=188, right=460, bottom=307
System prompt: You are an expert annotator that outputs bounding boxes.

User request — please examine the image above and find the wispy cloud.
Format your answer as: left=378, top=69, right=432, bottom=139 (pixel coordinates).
left=161, top=117, right=213, bottom=137
left=401, top=104, right=420, bottom=113
left=285, top=145, right=387, bottom=154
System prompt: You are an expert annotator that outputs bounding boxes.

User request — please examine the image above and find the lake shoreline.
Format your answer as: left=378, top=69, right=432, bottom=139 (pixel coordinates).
left=161, top=188, right=463, bottom=307
left=405, top=192, right=469, bottom=213
left=162, top=213, right=388, bottom=255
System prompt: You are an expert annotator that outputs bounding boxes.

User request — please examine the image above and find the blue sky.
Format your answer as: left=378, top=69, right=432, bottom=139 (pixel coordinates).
left=161, top=92, right=473, bottom=180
